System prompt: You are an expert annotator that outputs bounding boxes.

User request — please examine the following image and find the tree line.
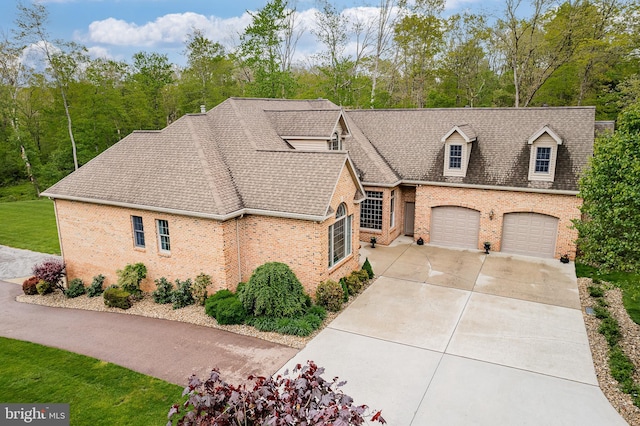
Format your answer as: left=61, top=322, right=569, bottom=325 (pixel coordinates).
left=1, top=0, right=639, bottom=193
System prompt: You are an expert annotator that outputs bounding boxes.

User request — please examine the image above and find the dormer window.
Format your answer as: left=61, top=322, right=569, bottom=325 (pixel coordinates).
left=449, top=145, right=462, bottom=169
left=442, top=125, right=476, bottom=177
left=329, top=132, right=341, bottom=150
left=528, top=125, right=562, bottom=182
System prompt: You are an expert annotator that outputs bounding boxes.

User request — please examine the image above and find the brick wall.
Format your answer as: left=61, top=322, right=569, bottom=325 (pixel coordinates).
left=413, top=185, right=582, bottom=259
left=55, top=200, right=229, bottom=292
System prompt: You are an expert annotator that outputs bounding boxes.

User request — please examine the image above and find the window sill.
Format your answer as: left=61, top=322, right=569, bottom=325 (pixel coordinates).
left=361, top=228, right=382, bottom=233
left=329, top=253, right=354, bottom=272
left=133, top=247, right=146, bottom=252
left=158, top=252, right=171, bottom=258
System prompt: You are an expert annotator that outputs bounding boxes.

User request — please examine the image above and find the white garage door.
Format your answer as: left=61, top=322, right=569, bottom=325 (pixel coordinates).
left=430, top=206, right=480, bottom=249
left=502, top=213, right=558, bottom=258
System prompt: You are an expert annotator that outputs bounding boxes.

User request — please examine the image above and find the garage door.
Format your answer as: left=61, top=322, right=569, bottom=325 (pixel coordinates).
left=502, top=213, right=558, bottom=258
left=430, top=206, right=480, bottom=249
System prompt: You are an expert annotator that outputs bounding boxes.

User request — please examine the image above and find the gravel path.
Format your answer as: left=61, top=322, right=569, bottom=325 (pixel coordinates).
left=578, top=277, right=640, bottom=425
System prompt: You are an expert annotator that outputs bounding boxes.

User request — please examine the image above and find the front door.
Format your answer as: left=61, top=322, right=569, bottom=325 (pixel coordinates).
left=404, top=202, right=415, bottom=236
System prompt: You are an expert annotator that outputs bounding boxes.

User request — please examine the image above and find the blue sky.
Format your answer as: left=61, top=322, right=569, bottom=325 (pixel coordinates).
left=0, top=0, right=500, bottom=66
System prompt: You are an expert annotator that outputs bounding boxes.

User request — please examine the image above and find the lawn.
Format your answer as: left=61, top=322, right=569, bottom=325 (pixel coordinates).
left=0, top=199, right=60, bottom=254
left=0, top=181, right=39, bottom=202
left=576, top=262, right=640, bottom=325
left=0, top=337, right=183, bottom=425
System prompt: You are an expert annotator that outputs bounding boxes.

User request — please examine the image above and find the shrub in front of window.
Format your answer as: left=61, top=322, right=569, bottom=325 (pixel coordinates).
left=192, top=273, right=211, bottom=306
left=315, top=280, right=344, bottom=312
left=204, top=289, right=235, bottom=318
left=340, top=277, right=349, bottom=302
left=355, top=269, right=370, bottom=283
left=86, top=274, right=106, bottom=297
left=362, top=257, right=374, bottom=279
left=344, top=273, right=363, bottom=295
left=36, top=280, right=52, bottom=295
left=172, top=278, right=195, bottom=309
left=32, top=258, right=66, bottom=292
left=65, top=278, right=86, bottom=298
left=116, top=262, right=147, bottom=298
left=239, top=262, right=308, bottom=318
left=168, top=360, right=385, bottom=425
left=22, top=276, right=39, bottom=295
left=103, top=286, right=132, bottom=310
left=152, top=277, right=174, bottom=304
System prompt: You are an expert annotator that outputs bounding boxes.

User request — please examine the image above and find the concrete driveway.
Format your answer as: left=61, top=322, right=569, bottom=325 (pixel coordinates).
left=281, top=238, right=627, bottom=425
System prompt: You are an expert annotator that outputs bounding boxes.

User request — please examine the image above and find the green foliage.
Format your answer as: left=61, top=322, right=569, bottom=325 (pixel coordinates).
left=598, top=317, right=621, bottom=347
left=65, top=278, right=86, bottom=298
left=576, top=105, right=640, bottom=272
left=171, top=279, right=195, bottom=309
left=315, top=280, right=344, bottom=312
left=340, top=277, right=349, bottom=302
left=212, top=297, right=247, bottom=325
left=86, top=274, right=106, bottom=297
left=593, top=306, right=610, bottom=320
left=588, top=285, right=604, bottom=298
left=152, top=277, right=174, bottom=304
left=247, top=305, right=326, bottom=336
left=239, top=262, right=308, bottom=318
left=344, top=272, right=363, bottom=296
left=116, top=263, right=147, bottom=298
left=36, top=280, right=51, bottom=295
left=362, top=258, right=374, bottom=279
left=103, top=287, right=132, bottom=309
left=192, top=273, right=211, bottom=306
left=22, top=276, right=39, bottom=295
left=609, top=346, right=640, bottom=398
left=205, top=290, right=235, bottom=318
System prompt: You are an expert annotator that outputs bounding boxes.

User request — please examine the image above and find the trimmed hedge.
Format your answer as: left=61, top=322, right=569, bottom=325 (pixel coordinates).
left=205, top=290, right=235, bottom=318
left=213, top=297, right=247, bottom=325
left=103, top=287, right=132, bottom=310
left=315, top=280, right=343, bottom=312
left=362, top=257, right=374, bottom=279
left=22, top=276, right=39, bottom=295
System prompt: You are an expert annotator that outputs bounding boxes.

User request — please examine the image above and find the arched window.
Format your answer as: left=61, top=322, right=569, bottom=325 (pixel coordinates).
left=328, top=203, right=352, bottom=267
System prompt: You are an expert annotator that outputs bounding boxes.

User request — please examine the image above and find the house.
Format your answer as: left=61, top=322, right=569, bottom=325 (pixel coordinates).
left=41, top=98, right=595, bottom=292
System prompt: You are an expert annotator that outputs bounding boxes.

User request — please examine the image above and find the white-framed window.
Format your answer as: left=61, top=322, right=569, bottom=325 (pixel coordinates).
left=132, top=216, right=145, bottom=248
left=535, top=147, right=551, bottom=173
left=390, top=190, right=396, bottom=228
left=329, top=132, right=341, bottom=150
left=328, top=203, right=352, bottom=267
left=449, top=145, right=462, bottom=169
left=156, top=219, right=171, bottom=253
left=360, top=191, right=383, bottom=230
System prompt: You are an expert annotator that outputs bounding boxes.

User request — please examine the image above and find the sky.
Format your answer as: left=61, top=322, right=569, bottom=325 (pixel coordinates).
left=0, top=0, right=502, bottom=67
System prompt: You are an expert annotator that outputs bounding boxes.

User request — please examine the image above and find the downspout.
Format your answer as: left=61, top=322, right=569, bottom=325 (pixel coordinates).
left=52, top=199, right=65, bottom=266
left=236, top=215, right=243, bottom=284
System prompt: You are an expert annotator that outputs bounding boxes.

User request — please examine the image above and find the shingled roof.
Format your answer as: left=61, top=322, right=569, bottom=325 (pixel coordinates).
left=345, top=107, right=595, bottom=191
left=42, top=98, right=364, bottom=220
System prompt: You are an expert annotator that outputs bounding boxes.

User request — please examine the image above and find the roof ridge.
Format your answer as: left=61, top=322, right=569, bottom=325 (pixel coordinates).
left=229, top=98, right=259, bottom=150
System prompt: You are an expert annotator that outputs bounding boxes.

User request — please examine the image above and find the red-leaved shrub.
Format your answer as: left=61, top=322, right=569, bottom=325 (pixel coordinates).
left=168, top=360, right=385, bottom=425
left=32, top=258, right=66, bottom=292
left=22, top=276, right=39, bottom=295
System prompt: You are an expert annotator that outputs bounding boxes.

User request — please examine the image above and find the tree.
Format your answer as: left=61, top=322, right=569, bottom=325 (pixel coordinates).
left=238, top=0, right=299, bottom=98
left=575, top=104, right=640, bottom=271
left=128, top=51, right=174, bottom=129
left=370, top=0, right=397, bottom=108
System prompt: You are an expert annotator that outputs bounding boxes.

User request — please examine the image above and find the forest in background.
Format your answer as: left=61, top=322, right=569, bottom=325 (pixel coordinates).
left=1, top=0, right=639, bottom=194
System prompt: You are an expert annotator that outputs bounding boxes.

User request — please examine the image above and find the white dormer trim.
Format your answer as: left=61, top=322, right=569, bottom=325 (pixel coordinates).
left=528, top=126, right=562, bottom=182
left=443, top=126, right=476, bottom=177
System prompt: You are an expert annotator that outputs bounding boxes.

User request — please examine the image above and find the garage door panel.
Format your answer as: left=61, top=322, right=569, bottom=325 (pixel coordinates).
left=502, top=213, right=558, bottom=258
left=431, top=207, right=480, bottom=249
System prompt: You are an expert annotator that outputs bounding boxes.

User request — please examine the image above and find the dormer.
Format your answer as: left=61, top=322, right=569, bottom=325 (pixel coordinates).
left=527, top=125, right=562, bottom=182
left=442, top=125, right=476, bottom=177
left=265, top=109, right=351, bottom=151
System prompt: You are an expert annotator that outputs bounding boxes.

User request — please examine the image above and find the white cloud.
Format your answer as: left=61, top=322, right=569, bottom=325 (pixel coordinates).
left=86, top=45, right=112, bottom=59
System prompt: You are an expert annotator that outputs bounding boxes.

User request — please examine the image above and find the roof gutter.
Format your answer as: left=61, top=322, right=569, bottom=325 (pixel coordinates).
left=40, top=193, right=333, bottom=222
left=400, top=180, right=579, bottom=196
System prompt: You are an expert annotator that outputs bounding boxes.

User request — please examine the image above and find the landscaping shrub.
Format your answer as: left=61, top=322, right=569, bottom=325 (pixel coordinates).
left=609, top=345, right=637, bottom=394
left=116, top=263, right=147, bottom=298
left=315, top=280, right=344, bottom=312
left=248, top=305, right=326, bottom=336
left=599, top=317, right=622, bottom=347
left=344, top=273, right=363, bottom=295
left=354, top=269, right=370, bottom=283
left=22, top=276, right=39, bottom=295
left=65, top=278, right=85, bottom=298
left=32, top=258, right=65, bottom=292
left=593, top=305, right=610, bottom=320
left=168, top=361, right=385, bottom=425
left=36, top=280, right=52, bottom=295
left=213, top=297, right=247, bottom=325
left=362, top=257, right=374, bottom=279
left=86, top=274, right=105, bottom=297
left=307, top=304, right=327, bottom=321
left=204, top=289, right=235, bottom=318
left=239, top=262, right=308, bottom=318
left=103, top=286, right=132, bottom=310
left=152, top=277, right=173, bottom=304
left=340, top=277, right=349, bottom=302
left=192, top=273, right=211, bottom=306
left=588, top=285, right=605, bottom=298
left=172, top=279, right=194, bottom=309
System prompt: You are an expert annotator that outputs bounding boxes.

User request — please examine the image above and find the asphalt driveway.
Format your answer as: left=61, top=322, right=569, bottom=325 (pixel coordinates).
left=281, top=238, right=627, bottom=425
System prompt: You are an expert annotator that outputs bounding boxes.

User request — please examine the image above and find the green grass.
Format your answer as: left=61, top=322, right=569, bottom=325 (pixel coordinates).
left=0, top=181, right=39, bottom=202
left=0, top=337, right=183, bottom=425
left=576, top=261, right=640, bottom=326
left=0, top=199, right=60, bottom=254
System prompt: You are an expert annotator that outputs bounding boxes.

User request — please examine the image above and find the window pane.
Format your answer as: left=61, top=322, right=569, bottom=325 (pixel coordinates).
left=132, top=216, right=145, bottom=248
left=360, top=191, right=383, bottom=230
left=449, top=145, right=462, bottom=169
left=535, top=147, right=551, bottom=173
left=157, top=219, right=170, bottom=252
left=390, top=190, right=396, bottom=227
